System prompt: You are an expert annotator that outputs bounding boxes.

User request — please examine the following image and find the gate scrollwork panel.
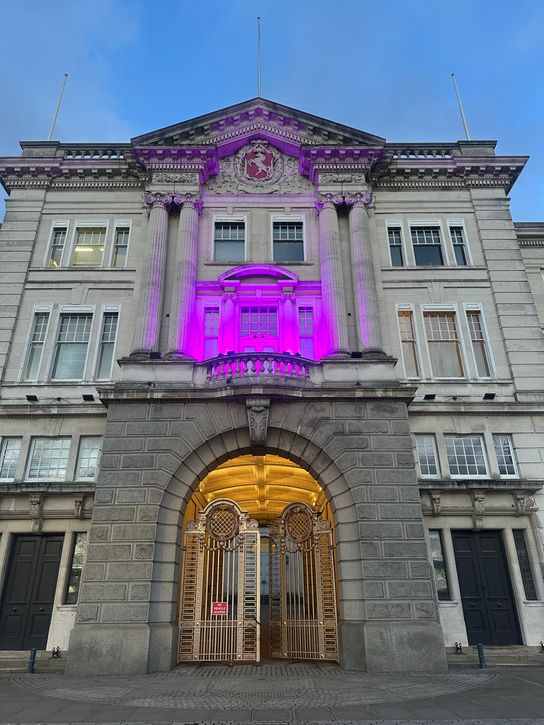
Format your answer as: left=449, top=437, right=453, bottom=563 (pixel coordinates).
left=269, top=502, right=338, bottom=662
left=178, top=499, right=260, bottom=662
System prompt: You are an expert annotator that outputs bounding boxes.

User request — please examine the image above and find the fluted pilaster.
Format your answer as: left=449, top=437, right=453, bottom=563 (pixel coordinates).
left=346, top=192, right=383, bottom=351
left=315, top=195, right=349, bottom=356
left=166, top=195, right=202, bottom=358
left=131, top=192, right=172, bottom=355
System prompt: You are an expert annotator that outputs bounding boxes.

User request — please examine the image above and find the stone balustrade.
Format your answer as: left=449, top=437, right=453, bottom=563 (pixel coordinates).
left=207, top=352, right=311, bottom=382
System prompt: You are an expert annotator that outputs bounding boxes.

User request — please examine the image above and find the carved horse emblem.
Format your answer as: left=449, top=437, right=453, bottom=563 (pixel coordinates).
left=244, top=141, right=276, bottom=180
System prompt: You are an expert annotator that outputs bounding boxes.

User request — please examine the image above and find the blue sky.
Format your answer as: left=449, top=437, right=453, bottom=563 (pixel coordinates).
left=1, top=0, right=543, bottom=220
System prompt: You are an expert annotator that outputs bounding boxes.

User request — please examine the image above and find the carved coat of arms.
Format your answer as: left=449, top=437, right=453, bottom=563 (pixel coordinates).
left=243, top=141, right=276, bottom=180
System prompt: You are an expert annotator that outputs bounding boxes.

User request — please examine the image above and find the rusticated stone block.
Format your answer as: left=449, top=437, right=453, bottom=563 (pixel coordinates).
left=368, top=401, right=407, bottom=419
left=89, top=525, right=111, bottom=542
left=364, top=581, right=385, bottom=598
left=347, top=419, right=388, bottom=434
left=359, top=522, right=403, bottom=539
left=333, top=401, right=366, bottom=418
left=125, top=421, right=169, bottom=436
left=137, top=505, right=159, bottom=522
left=101, top=603, right=149, bottom=622
left=111, top=524, right=156, bottom=541
left=379, top=503, right=422, bottom=520
left=94, top=488, right=114, bottom=504
left=130, top=583, right=151, bottom=601
left=134, top=543, right=154, bottom=559
left=102, top=438, right=143, bottom=452
left=387, top=581, right=433, bottom=599
left=77, top=604, right=99, bottom=623
left=415, top=601, right=437, bottom=619
left=360, top=452, right=394, bottom=467
left=405, top=523, right=426, bottom=539
left=371, top=436, right=412, bottom=451
left=121, top=453, right=155, bottom=470
left=81, top=583, right=127, bottom=601
left=355, top=503, right=377, bottom=520
left=93, top=506, right=135, bottom=522
left=366, top=601, right=412, bottom=619
left=86, top=543, right=132, bottom=561
left=400, top=486, right=421, bottom=502
left=362, top=561, right=408, bottom=579
left=361, top=541, right=382, bottom=558
left=368, top=486, right=398, bottom=502
left=376, top=469, right=417, bottom=484
left=108, top=403, right=148, bottom=421
left=100, top=470, right=141, bottom=486
left=107, top=562, right=153, bottom=580
left=383, top=541, right=427, bottom=559
left=82, top=563, right=105, bottom=581
left=116, top=489, right=146, bottom=504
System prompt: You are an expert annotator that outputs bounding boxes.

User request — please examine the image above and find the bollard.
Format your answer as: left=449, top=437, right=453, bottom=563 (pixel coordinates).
left=477, top=643, right=487, bottom=668
left=27, top=648, right=37, bottom=674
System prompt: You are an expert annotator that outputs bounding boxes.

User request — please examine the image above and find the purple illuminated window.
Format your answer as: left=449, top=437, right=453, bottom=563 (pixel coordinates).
left=240, top=307, right=278, bottom=337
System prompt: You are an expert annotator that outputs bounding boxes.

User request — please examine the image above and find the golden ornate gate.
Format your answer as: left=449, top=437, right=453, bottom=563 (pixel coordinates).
left=178, top=500, right=260, bottom=662
left=269, top=502, right=338, bottom=661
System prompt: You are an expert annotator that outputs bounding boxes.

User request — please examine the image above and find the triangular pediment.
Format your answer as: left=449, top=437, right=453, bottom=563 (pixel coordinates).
left=131, top=97, right=385, bottom=149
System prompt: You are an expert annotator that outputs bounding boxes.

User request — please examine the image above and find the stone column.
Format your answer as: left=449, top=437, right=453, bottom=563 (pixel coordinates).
left=347, top=192, right=383, bottom=351
left=131, top=192, right=172, bottom=355
left=166, top=195, right=202, bottom=358
left=316, top=195, right=349, bottom=356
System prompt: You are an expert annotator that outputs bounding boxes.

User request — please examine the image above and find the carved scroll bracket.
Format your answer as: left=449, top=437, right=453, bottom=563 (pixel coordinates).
left=471, top=490, right=486, bottom=531
left=246, top=398, right=270, bottom=447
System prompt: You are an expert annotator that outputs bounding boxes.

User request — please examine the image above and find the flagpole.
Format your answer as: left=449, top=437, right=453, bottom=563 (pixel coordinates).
left=257, top=17, right=262, bottom=97
left=48, top=73, right=69, bottom=141
left=451, top=73, right=471, bottom=141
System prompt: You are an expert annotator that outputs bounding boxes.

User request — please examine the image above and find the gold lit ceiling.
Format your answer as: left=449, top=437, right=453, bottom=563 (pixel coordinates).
left=195, top=455, right=326, bottom=523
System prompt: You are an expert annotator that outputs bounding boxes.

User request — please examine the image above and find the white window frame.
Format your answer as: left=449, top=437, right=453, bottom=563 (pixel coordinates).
left=19, top=304, right=53, bottom=382
left=92, top=305, right=121, bottom=381
left=68, top=220, right=109, bottom=268
left=415, top=434, right=441, bottom=478
left=0, top=438, right=23, bottom=482
left=75, top=436, right=102, bottom=481
left=492, top=434, right=519, bottom=479
left=463, top=303, right=495, bottom=379
left=48, top=305, right=96, bottom=382
left=444, top=434, right=489, bottom=479
left=408, top=219, right=450, bottom=266
left=385, top=220, right=408, bottom=267
left=420, top=304, right=468, bottom=380
left=446, top=219, right=473, bottom=266
left=270, top=213, right=306, bottom=263
left=43, top=220, right=70, bottom=267
left=211, top=214, right=247, bottom=263
left=108, top=219, right=132, bottom=268
left=26, top=436, right=72, bottom=481
left=395, top=304, right=422, bottom=379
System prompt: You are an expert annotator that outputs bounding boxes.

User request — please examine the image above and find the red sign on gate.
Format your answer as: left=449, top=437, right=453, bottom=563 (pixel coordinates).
left=211, top=601, right=228, bottom=616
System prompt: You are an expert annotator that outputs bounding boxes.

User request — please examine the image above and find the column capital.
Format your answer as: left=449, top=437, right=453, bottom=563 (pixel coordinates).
left=143, top=191, right=174, bottom=210
left=314, top=193, right=344, bottom=214
left=173, top=193, right=203, bottom=215
left=344, top=191, right=375, bottom=209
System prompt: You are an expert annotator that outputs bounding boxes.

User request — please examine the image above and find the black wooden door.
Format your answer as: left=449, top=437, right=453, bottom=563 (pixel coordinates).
left=452, top=530, right=521, bottom=646
left=0, top=535, right=63, bottom=650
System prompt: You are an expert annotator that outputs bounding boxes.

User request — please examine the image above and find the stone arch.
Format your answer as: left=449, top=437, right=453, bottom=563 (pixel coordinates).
left=148, top=423, right=362, bottom=672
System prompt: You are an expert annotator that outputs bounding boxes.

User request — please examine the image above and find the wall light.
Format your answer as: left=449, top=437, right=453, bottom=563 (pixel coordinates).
left=423, top=393, right=436, bottom=401
left=26, top=394, right=39, bottom=403
left=483, top=392, right=496, bottom=400
left=82, top=394, right=95, bottom=402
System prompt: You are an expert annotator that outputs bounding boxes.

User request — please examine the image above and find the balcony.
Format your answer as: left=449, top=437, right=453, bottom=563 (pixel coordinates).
left=207, top=352, right=311, bottom=382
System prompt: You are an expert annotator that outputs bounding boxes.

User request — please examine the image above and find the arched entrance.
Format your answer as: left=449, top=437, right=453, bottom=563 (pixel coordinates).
left=177, top=455, right=338, bottom=663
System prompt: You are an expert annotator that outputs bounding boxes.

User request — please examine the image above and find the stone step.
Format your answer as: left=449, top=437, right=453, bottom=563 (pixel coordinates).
left=447, top=645, right=544, bottom=666
left=0, top=650, right=65, bottom=673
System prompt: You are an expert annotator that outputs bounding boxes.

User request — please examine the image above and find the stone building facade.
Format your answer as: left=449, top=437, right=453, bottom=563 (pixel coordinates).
left=0, top=98, right=542, bottom=675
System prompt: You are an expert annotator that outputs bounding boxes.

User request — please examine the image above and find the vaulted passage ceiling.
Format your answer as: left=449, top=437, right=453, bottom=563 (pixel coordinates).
left=194, top=454, right=327, bottom=523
